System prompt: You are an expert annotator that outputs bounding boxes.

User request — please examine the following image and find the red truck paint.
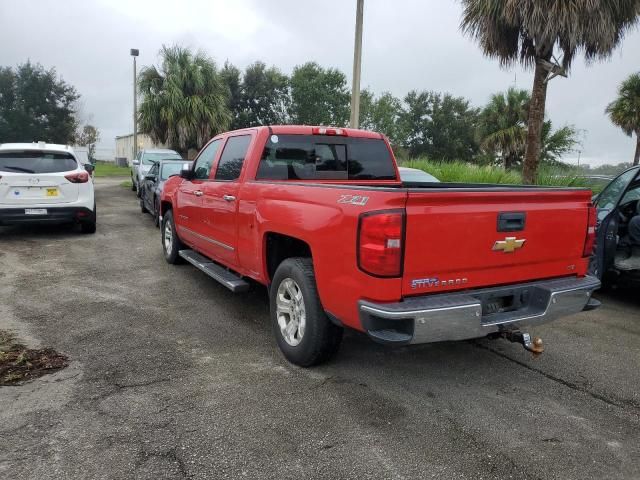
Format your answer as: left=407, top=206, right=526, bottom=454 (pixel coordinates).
left=161, top=125, right=595, bottom=336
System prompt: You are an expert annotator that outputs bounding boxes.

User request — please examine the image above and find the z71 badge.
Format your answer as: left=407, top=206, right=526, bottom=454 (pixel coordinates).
left=338, top=195, right=369, bottom=206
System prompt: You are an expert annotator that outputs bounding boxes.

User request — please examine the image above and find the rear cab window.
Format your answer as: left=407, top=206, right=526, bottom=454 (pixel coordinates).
left=256, top=135, right=397, bottom=181
left=0, top=151, right=78, bottom=174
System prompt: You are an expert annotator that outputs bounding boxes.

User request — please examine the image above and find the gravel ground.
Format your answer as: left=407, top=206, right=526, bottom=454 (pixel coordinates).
left=0, top=178, right=638, bottom=480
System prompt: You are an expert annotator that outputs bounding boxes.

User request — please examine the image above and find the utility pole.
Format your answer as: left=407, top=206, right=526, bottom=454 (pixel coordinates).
left=130, top=48, right=139, bottom=162
left=350, top=0, right=364, bottom=129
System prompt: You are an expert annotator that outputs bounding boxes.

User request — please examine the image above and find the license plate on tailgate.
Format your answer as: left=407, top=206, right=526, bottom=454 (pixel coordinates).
left=25, top=209, right=47, bottom=215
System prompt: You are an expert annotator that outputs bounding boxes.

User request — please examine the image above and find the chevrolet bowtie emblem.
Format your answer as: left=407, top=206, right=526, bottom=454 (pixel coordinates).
left=493, top=236, right=526, bottom=253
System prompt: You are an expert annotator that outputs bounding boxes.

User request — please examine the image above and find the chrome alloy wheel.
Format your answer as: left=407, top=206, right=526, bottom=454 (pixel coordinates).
left=164, top=221, right=173, bottom=253
left=276, top=278, right=306, bottom=346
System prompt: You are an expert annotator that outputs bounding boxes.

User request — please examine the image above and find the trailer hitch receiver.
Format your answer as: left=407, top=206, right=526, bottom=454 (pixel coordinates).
left=502, top=330, right=544, bottom=354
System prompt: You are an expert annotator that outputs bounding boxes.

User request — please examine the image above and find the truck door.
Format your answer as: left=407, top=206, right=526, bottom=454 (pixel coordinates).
left=593, top=167, right=640, bottom=278
left=200, top=133, right=253, bottom=266
left=175, top=139, right=222, bottom=250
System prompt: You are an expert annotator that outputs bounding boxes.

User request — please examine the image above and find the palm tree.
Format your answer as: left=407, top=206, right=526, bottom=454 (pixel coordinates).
left=478, top=88, right=529, bottom=169
left=606, top=73, right=640, bottom=166
left=539, top=122, right=579, bottom=165
left=138, top=45, right=231, bottom=157
left=479, top=88, right=578, bottom=168
left=461, top=1, right=640, bottom=184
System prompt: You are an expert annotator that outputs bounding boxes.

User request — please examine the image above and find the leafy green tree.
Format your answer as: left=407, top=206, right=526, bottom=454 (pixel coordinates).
left=239, top=62, right=290, bottom=127
left=75, top=124, right=100, bottom=161
left=220, top=61, right=243, bottom=130
left=401, top=90, right=479, bottom=161
left=360, top=90, right=407, bottom=147
left=606, top=72, right=640, bottom=165
left=138, top=45, right=231, bottom=156
left=461, top=0, right=640, bottom=183
left=289, top=62, right=349, bottom=126
left=0, top=61, right=79, bottom=144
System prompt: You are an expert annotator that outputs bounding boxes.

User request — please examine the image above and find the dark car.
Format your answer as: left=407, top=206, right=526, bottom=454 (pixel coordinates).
left=139, top=160, right=188, bottom=227
left=591, top=166, right=640, bottom=286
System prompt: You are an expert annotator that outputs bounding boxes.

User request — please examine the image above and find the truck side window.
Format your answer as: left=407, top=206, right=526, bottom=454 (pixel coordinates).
left=215, top=135, right=251, bottom=181
left=193, top=140, right=221, bottom=180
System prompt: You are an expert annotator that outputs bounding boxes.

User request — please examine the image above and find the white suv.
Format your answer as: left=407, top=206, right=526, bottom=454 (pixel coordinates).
left=0, top=142, right=96, bottom=233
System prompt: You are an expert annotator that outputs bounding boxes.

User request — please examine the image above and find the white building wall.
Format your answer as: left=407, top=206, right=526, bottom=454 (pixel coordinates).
left=115, top=133, right=167, bottom=165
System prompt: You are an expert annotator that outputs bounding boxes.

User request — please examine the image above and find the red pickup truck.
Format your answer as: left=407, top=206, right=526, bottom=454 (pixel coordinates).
left=159, top=125, right=600, bottom=366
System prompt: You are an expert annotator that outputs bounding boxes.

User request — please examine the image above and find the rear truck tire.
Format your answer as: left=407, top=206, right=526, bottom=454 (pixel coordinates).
left=161, top=209, right=184, bottom=264
left=270, top=257, right=343, bottom=367
left=131, top=177, right=136, bottom=191
left=80, top=204, right=97, bottom=234
left=140, top=197, right=148, bottom=214
left=136, top=183, right=142, bottom=198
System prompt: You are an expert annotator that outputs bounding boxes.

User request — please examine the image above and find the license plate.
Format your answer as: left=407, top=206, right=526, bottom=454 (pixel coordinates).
left=25, top=209, right=47, bottom=215
left=46, top=188, right=59, bottom=197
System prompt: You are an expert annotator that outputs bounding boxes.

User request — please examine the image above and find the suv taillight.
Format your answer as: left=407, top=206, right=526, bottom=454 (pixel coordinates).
left=65, top=171, right=89, bottom=183
left=358, top=210, right=405, bottom=277
left=583, top=205, right=597, bottom=258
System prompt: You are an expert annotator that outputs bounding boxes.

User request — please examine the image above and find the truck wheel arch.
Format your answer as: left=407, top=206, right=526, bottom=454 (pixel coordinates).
left=160, top=200, right=172, bottom=216
left=265, top=232, right=313, bottom=282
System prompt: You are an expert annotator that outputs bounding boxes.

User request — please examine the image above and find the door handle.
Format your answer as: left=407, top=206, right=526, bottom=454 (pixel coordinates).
left=223, top=195, right=236, bottom=202
left=194, top=190, right=203, bottom=197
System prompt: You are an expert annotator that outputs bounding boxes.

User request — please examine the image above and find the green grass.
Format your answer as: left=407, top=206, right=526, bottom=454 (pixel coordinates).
left=93, top=161, right=130, bottom=177
left=401, top=158, right=601, bottom=191
left=120, top=180, right=133, bottom=188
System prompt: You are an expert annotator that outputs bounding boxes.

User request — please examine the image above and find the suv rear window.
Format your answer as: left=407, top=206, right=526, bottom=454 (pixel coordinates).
left=256, top=135, right=397, bottom=181
left=0, top=151, right=78, bottom=174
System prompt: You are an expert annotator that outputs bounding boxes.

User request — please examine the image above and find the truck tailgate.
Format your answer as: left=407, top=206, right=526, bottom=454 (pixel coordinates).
left=402, top=189, right=592, bottom=296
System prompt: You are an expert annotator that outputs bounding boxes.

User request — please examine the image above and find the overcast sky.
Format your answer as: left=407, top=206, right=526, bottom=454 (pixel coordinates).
left=1, top=0, right=638, bottom=166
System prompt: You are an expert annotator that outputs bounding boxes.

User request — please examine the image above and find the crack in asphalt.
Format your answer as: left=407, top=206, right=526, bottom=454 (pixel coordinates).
left=113, top=377, right=172, bottom=390
left=474, top=342, right=640, bottom=412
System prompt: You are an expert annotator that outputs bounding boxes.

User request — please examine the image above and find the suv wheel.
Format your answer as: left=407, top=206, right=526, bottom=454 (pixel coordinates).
left=80, top=204, right=97, bottom=234
left=161, top=210, right=184, bottom=264
left=270, top=258, right=343, bottom=367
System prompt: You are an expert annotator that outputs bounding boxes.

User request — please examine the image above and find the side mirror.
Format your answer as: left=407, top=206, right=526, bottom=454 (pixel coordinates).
left=84, top=163, right=95, bottom=174
left=132, top=160, right=140, bottom=166
left=145, top=174, right=157, bottom=182
left=179, top=163, right=194, bottom=180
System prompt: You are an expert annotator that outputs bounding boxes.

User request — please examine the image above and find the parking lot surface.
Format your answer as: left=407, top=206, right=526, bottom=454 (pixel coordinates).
left=1, top=179, right=639, bottom=480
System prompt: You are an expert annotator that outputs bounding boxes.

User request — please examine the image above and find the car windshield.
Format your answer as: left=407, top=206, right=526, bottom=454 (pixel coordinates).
left=0, top=151, right=77, bottom=173
left=142, top=152, right=181, bottom=165
left=160, top=162, right=184, bottom=180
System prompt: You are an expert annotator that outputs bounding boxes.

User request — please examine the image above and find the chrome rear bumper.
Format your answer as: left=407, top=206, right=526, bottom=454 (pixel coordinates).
left=359, top=276, right=600, bottom=345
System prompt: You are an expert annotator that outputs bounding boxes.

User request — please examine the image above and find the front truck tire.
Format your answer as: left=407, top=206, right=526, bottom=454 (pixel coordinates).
left=270, top=258, right=343, bottom=367
left=161, top=209, right=184, bottom=264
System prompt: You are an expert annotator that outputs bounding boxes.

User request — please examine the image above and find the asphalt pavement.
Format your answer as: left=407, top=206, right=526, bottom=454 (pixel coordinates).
left=0, top=178, right=638, bottom=479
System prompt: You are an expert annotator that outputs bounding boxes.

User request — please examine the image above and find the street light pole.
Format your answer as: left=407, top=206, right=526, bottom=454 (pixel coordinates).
left=130, top=49, right=139, bottom=162
left=350, top=0, right=364, bottom=129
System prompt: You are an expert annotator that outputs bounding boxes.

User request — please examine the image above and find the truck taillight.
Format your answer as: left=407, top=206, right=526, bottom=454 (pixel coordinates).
left=65, top=171, right=89, bottom=183
left=312, top=127, right=347, bottom=136
left=358, top=210, right=405, bottom=277
left=583, top=205, right=597, bottom=258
